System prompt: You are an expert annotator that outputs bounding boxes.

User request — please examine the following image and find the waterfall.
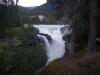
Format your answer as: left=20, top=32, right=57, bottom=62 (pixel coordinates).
left=34, top=25, right=65, bottom=64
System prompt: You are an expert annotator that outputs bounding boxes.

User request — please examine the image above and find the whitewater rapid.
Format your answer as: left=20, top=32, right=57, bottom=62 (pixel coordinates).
left=34, top=25, right=65, bottom=64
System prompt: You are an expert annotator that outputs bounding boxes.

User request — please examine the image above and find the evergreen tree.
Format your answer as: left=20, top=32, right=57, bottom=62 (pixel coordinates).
left=86, top=0, right=98, bottom=55
left=58, top=0, right=99, bottom=55
left=0, top=0, right=19, bottom=38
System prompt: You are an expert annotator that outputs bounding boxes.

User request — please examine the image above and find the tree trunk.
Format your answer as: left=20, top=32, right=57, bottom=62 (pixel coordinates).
left=69, top=21, right=76, bottom=55
left=86, top=0, right=98, bottom=55
left=69, top=0, right=77, bottom=55
left=69, top=16, right=76, bottom=55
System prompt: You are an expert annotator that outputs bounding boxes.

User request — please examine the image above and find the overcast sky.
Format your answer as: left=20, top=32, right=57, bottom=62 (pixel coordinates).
left=18, top=0, right=47, bottom=7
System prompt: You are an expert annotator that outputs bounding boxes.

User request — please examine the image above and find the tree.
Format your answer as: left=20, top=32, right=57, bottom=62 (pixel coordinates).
left=58, top=0, right=78, bottom=55
left=68, top=0, right=78, bottom=55
left=86, top=0, right=98, bottom=55
left=0, top=0, right=19, bottom=38
left=57, top=0, right=99, bottom=55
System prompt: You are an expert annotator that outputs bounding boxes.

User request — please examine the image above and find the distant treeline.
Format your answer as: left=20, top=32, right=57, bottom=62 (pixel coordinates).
left=21, top=12, right=58, bottom=25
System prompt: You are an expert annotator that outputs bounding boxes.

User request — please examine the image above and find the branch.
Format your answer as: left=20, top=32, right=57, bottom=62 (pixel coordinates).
left=96, top=38, right=100, bottom=42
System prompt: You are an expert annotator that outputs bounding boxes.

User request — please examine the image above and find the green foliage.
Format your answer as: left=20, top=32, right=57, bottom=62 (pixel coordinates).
left=75, top=43, right=88, bottom=53
left=75, top=71, right=82, bottom=75
left=21, top=12, right=58, bottom=24
left=5, top=27, right=22, bottom=37
left=19, top=27, right=39, bottom=45
left=75, top=35, right=88, bottom=52
left=80, top=43, right=88, bottom=52
left=38, top=61, right=62, bottom=75
left=0, top=52, right=6, bottom=75
left=9, top=45, right=47, bottom=75
left=13, top=12, right=23, bottom=27
left=23, top=26, right=38, bottom=33
left=0, top=44, right=47, bottom=75
left=0, top=5, right=23, bottom=38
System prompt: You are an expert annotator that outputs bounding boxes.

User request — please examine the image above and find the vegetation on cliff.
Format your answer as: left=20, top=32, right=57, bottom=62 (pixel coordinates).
left=0, top=1, right=48, bottom=74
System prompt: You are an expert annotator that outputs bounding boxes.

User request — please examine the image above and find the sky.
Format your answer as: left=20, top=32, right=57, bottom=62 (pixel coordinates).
left=18, top=0, right=47, bottom=7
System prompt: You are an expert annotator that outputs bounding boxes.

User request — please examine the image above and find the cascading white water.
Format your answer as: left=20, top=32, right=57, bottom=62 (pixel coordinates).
left=34, top=25, right=65, bottom=64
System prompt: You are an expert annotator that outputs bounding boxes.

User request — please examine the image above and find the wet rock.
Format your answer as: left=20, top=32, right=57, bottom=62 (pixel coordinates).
left=37, top=35, right=46, bottom=47
left=24, top=32, right=49, bottom=49
left=62, top=34, right=71, bottom=56
left=24, top=32, right=40, bottom=45
left=38, top=33, right=53, bottom=44
left=62, top=35, right=68, bottom=41
left=33, top=26, right=39, bottom=34
left=64, top=42, right=69, bottom=56
left=23, top=26, right=39, bottom=34
left=60, top=25, right=71, bottom=35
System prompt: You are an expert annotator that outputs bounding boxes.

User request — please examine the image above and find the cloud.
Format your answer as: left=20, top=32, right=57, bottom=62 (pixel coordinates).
left=18, top=0, right=46, bottom=7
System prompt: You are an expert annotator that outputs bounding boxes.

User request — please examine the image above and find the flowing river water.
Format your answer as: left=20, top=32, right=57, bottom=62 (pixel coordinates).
left=34, top=25, right=66, bottom=64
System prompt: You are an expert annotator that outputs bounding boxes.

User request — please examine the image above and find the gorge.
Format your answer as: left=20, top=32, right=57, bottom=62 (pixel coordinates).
left=34, top=25, right=71, bottom=64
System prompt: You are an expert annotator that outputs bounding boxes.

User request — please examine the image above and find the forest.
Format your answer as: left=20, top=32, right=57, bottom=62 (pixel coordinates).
left=0, top=0, right=100, bottom=75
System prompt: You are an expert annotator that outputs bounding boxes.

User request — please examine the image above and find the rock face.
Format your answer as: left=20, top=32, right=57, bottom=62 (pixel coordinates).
left=38, top=33, right=52, bottom=44
left=24, top=33, right=46, bottom=46
left=0, top=37, right=20, bottom=47
left=63, top=35, right=68, bottom=41
left=0, top=26, right=52, bottom=51
left=23, top=27, right=52, bottom=49
left=60, top=25, right=71, bottom=35
left=24, top=33, right=39, bottom=45
left=33, top=26, right=39, bottom=34
left=63, top=35, right=70, bottom=56
left=60, top=25, right=71, bottom=56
